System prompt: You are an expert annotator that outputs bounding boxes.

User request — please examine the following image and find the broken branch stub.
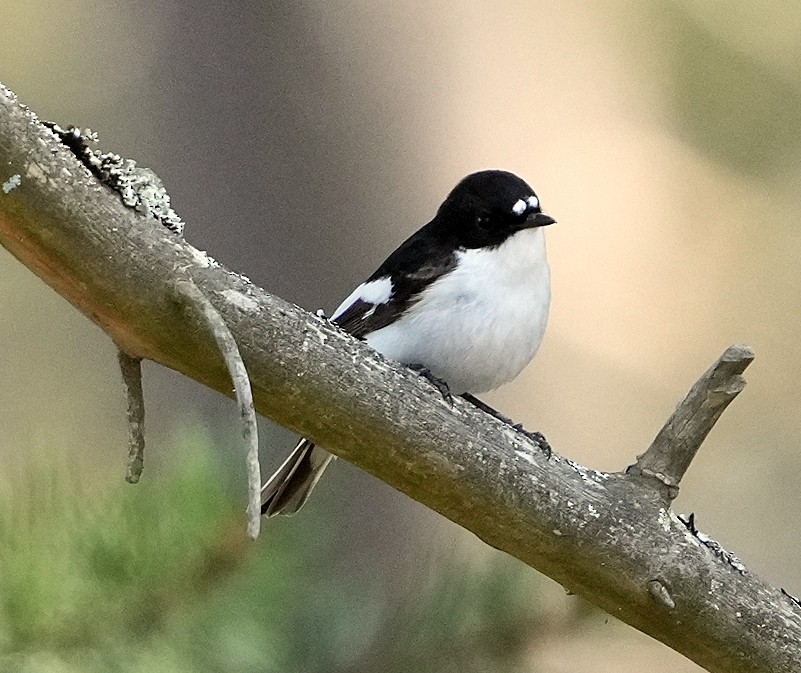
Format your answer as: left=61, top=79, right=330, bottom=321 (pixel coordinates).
left=630, top=344, right=755, bottom=497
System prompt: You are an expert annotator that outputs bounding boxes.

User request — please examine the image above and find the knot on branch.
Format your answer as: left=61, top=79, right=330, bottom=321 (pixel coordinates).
left=648, top=579, right=676, bottom=609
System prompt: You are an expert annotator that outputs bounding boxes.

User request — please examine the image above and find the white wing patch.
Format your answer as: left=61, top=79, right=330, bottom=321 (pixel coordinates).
left=332, top=276, right=393, bottom=320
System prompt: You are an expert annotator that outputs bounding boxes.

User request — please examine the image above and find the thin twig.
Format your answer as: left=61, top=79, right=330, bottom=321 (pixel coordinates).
left=175, top=279, right=261, bottom=539
left=629, top=344, right=755, bottom=496
left=117, top=349, right=146, bottom=483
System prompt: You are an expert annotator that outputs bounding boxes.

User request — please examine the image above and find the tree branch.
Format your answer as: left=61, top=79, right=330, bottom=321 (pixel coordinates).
left=1, top=83, right=799, bottom=673
left=628, top=344, right=755, bottom=498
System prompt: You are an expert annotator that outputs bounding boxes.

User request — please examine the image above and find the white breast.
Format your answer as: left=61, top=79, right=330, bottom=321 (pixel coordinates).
left=365, top=228, right=550, bottom=394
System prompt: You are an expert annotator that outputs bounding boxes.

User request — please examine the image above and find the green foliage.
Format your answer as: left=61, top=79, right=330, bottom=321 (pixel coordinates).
left=0, top=436, right=560, bottom=673
left=376, top=555, right=551, bottom=673
left=0, top=437, right=234, bottom=654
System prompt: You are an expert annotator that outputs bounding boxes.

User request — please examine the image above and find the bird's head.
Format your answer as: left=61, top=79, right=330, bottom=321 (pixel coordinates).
left=435, top=170, right=555, bottom=248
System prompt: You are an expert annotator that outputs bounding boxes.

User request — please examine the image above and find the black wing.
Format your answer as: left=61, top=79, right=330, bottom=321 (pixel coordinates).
left=333, top=222, right=457, bottom=339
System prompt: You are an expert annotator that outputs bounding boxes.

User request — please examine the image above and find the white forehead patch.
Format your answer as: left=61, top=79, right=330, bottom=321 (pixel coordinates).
left=512, top=198, right=527, bottom=215
left=527, top=195, right=539, bottom=210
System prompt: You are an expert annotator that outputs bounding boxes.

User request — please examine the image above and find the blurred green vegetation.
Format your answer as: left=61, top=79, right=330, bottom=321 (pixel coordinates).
left=655, top=2, right=801, bottom=178
left=0, top=435, right=577, bottom=673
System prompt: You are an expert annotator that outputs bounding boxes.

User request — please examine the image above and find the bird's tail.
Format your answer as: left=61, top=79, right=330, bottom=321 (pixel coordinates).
left=260, top=439, right=335, bottom=517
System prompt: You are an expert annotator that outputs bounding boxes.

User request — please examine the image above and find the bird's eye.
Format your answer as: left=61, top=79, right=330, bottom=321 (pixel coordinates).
left=476, top=214, right=491, bottom=230
left=527, top=195, right=539, bottom=210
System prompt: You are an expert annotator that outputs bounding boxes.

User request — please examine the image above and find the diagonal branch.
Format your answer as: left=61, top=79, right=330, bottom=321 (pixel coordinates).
left=1, top=82, right=799, bottom=673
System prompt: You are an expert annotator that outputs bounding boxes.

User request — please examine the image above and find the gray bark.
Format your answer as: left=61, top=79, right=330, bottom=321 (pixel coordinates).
left=117, top=349, right=145, bottom=483
left=1, top=83, right=799, bottom=673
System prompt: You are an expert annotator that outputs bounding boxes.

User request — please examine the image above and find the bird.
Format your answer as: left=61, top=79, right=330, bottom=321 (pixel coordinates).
left=261, top=169, right=555, bottom=517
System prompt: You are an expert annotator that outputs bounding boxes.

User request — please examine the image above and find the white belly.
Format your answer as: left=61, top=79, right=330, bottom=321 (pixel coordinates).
left=365, top=228, right=550, bottom=394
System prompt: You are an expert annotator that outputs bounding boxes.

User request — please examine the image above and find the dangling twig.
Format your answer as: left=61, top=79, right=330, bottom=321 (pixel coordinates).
left=118, top=349, right=146, bottom=484
left=175, top=278, right=261, bottom=539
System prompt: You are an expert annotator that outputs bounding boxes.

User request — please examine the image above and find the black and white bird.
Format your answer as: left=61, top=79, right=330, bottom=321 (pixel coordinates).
left=261, top=169, right=555, bottom=517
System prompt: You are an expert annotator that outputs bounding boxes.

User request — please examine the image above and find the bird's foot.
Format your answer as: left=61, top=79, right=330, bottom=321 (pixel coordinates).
left=462, top=394, right=551, bottom=458
left=408, top=364, right=453, bottom=403
left=512, top=424, right=552, bottom=458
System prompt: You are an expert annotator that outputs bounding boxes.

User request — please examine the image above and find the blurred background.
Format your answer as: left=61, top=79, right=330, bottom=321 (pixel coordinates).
left=1, top=1, right=800, bottom=671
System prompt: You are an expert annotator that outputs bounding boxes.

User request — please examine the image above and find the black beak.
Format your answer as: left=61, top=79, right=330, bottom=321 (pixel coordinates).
left=524, top=212, right=556, bottom=228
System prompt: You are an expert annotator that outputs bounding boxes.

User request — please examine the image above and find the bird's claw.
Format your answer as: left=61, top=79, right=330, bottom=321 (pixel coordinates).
left=512, top=424, right=552, bottom=458
left=462, top=395, right=551, bottom=459
left=408, top=364, right=453, bottom=404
